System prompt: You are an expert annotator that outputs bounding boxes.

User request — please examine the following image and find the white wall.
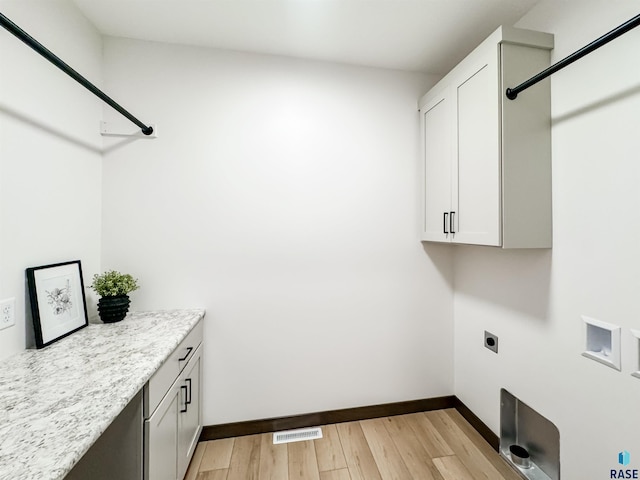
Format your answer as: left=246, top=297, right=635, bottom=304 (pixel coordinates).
left=0, top=0, right=103, bottom=359
left=99, top=38, right=453, bottom=424
left=4, top=2, right=636, bottom=477
left=453, top=1, right=640, bottom=478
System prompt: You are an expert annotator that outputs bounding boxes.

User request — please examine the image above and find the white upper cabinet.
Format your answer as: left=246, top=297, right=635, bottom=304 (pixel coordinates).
left=422, top=89, right=453, bottom=241
left=419, top=26, right=554, bottom=248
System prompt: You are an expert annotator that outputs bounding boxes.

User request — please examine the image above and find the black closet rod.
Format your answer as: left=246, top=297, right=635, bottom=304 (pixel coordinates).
left=0, top=12, right=153, bottom=135
left=506, top=13, right=640, bottom=100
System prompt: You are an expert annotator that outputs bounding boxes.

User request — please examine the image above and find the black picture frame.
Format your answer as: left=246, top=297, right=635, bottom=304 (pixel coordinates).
left=26, top=260, right=89, bottom=349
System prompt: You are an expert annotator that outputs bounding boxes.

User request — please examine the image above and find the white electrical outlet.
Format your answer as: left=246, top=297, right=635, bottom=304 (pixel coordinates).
left=0, top=298, right=16, bottom=330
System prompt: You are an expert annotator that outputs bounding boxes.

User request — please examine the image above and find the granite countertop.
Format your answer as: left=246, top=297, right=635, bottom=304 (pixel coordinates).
left=0, top=309, right=205, bottom=480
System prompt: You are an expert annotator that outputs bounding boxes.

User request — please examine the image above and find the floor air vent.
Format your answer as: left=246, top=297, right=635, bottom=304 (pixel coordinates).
left=273, top=427, right=323, bottom=445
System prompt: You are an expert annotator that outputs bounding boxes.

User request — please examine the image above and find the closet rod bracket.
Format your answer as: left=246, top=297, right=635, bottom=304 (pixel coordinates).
left=100, top=121, right=158, bottom=138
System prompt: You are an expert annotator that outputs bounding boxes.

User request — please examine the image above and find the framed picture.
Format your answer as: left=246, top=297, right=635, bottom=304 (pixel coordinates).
left=26, top=260, right=89, bottom=349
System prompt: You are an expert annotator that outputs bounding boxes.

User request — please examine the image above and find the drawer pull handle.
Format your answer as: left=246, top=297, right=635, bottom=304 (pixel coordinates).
left=179, top=347, right=193, bottom=362
left=180, top=385, right=188, bottom=413
left=443, top=212, right=449, bottom=234
left=185, top=378, right=192, bottom=405
left=450, top=211, right=455, bottom=234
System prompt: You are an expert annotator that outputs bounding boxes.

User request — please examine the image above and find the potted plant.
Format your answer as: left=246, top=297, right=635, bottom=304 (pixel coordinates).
left=90, top=270, right=139, bottom=323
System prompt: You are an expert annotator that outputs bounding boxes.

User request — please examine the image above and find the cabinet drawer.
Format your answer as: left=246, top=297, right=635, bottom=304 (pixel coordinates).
left=145, top=319, right=203, bottom=417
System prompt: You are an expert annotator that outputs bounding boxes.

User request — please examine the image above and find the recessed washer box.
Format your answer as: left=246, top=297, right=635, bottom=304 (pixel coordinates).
left=582, top=316, right=621, bottom=371
left=631, top=329, right=640, bottom=379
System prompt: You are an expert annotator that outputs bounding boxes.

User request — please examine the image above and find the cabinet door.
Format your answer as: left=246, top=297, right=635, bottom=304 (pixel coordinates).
left=177, top=346, right=203, bottom=479
left=145, top=384, right=179, bottom=480
left=421, top=89, right=453, bottom=242
left=453, top=48, right=501, bottom=246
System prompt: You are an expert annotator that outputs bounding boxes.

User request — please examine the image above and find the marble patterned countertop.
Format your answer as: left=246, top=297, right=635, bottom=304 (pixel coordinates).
left=0, top=309, right=205, bottom=480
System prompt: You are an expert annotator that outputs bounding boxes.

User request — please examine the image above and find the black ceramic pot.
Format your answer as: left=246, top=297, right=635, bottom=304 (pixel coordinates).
left=97, top=295, right=130, bottom=323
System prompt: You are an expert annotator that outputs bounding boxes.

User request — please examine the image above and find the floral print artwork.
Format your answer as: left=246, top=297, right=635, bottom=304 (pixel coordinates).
left=46, top=279, right=73, bottom=316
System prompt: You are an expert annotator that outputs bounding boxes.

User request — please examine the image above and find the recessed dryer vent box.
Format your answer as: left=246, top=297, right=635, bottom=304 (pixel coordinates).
left=501, top=389, right=560, bottom=480
left=582, top=316, right=621, bottom=371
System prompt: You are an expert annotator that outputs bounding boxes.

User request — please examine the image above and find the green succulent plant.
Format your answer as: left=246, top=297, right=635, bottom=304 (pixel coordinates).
left=90, top=270, right=139, bottom=297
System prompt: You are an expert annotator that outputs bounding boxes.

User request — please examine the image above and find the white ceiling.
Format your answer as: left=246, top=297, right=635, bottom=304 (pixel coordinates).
left=73, top=0, right=542, bottom=74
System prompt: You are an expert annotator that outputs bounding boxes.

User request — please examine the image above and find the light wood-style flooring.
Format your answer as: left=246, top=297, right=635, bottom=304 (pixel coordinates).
left=184, top=408, right=521, bottom=480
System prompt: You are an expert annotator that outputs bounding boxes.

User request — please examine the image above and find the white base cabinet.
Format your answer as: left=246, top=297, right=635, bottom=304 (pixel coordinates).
left=177, top=347, right=202, bottom=477
left=419, top=26, right=554, bottom=248
left=145, top=320, right=203, bottom=480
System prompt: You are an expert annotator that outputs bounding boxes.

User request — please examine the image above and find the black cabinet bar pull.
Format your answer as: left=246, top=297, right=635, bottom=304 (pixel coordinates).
left=180, top=386, right=188, bottom=413
left=443, top=212, right=449, bottom=234
left=450, top=211, right=455, bottom=234
left=185, top=378, right=192, bottom=405
left=179, top=347, right=193, bottom=362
